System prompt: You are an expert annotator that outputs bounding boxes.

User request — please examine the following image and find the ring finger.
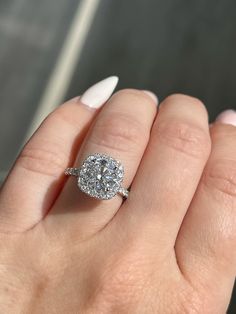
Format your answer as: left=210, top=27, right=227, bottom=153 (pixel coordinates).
left=46, top=89, right=157, bottom=238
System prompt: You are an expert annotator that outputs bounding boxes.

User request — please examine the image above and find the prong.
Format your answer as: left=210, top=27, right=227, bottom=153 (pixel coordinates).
left=118, top=187, right=129, bottom=198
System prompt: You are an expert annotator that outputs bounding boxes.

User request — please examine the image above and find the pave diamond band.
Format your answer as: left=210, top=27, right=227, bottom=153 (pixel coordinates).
left=65, top=154, right=129, bottom=200
left=65, top=168, right=80, bottom=176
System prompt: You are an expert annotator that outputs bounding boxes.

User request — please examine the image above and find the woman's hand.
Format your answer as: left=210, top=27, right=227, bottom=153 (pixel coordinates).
left=0, top=77, right=236, bottom=313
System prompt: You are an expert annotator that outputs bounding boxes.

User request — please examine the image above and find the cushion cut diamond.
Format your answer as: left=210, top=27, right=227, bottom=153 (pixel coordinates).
left=78, top=154, right=124, bottom=200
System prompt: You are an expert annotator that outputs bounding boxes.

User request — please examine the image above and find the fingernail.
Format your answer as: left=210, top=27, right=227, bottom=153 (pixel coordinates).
left=80, top=76, right=119, bottom=109
left=142, top=90, right=159, bottom=105
left=216, top=110, right=236, bottom=126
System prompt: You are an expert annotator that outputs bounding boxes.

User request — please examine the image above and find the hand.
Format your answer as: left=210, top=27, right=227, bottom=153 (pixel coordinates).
left=0, top=77, right=236, bottom=313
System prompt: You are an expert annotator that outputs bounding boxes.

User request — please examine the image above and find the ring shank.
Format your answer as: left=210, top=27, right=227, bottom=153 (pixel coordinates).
left=118, top=187, right=129, bottom=198
left=65, top=167, right=80, bottom=176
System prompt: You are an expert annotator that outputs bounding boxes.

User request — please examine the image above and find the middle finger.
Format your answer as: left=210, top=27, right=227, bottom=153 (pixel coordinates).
left=113, top=94, right=211, bottom=249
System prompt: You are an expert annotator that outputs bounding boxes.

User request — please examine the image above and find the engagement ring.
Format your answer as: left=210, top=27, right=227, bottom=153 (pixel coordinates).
left=65, top=153, right=129, bottom=200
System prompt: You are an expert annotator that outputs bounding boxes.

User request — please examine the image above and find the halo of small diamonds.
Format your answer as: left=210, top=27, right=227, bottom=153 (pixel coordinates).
left=78, top=154, right=124, bottom=200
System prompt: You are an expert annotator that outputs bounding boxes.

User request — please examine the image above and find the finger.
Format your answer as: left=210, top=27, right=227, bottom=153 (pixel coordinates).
left=0, top=76, right=118, bottom=233
left=175, top=118, right=236, bottom=310
left=47, top=89, right=157, bottom=238
left=111, top=94, right=211, bottom=250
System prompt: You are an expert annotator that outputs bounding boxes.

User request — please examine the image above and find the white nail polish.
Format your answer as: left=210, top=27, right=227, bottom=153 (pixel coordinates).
left=80, top=76, right=119, bottom=109
left=216, top=110, right=236, bottom=127
left=142, top=90, right=159, bottom=105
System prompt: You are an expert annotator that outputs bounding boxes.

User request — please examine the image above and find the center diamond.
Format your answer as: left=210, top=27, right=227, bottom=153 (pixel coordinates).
left=78, top=154, right=124, bottom=200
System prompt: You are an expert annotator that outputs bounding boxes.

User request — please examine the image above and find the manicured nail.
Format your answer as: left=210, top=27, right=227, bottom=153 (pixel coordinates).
left=216, top=110, right=236, bottom=126
left=80, top=76, right=119, bottom=109
left=142, top=90, right=159, bottom=105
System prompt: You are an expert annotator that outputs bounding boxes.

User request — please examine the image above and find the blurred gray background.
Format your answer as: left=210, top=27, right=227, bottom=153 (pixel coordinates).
left=0, top=0, right=235, bottom=311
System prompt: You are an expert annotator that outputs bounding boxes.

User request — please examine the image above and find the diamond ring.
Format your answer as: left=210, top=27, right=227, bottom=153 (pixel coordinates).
left=65, top=153, right=129, bottom=200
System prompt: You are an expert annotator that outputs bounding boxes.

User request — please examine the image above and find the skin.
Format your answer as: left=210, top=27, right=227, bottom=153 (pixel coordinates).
left=0, top=90, right=235, bottom=313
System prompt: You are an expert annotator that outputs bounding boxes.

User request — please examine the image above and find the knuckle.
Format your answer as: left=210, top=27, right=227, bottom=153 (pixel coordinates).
left=153, top=120, right=210, bottom=159
left=163, top=94, right=205, bottom=109
left=204, top=159, right=236, bottom=198
left=90, top=114, right=146, bottom=153
left=161, top=94, right=208, bottom=120
left=17, top=143, right=68, bottom=177
left=112, top=88, right=155, bottom=105
left=211, top=122, right=236, bottom=141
